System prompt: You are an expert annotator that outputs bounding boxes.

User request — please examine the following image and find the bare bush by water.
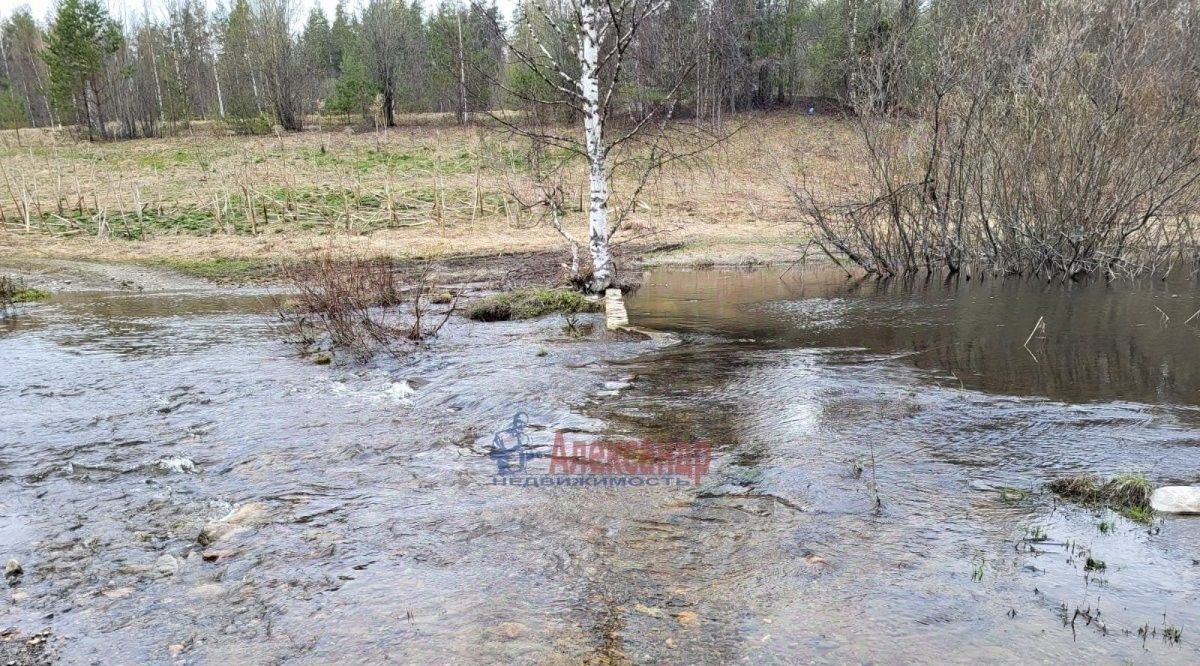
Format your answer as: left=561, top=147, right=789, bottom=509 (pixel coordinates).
left=798, top=0, right=1200, bottom=280
left=277, top=254, right=457, bottom=359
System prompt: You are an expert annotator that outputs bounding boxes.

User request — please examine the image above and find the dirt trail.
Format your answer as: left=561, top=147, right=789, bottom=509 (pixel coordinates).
left=0, top=258, right=219, bottom=292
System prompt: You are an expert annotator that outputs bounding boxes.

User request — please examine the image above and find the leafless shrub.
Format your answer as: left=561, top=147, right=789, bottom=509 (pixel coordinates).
left=277, top=254, right=458, bottom=360
left=798, top=0, right=1200, bottom=281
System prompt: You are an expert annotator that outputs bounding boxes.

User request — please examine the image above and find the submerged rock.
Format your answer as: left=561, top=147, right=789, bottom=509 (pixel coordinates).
left=802, top=554, right=832, bottom=572
left=100, top=587, right=134, bottom=599
left=493, top=622, right=526, bottom=640
left=1150, top=486, right=1200, bottom=514
left=5, top=558, right=22, bottom=583
left=150, top=456, right=196, bottom=475
left=155, top=554, right=180, bottom=577
left=197, top=502, right=269, bottom=545
left=223, top=502, right=269, bottom=525
left=385, top=381, right=416, bottom=402
left=198, top=523, right=239, bottom=546
left=675, top=611, right=700, bottom=628
left=201, top=549, right=237, bottom=562
left=634, top=603, right=666, bottom=619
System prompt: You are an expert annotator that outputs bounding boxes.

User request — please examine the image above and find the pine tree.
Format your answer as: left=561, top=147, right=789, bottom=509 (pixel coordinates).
left=43, top=0, right=121, bottom=139
left=330, top=0, right=353, bottom=73
left=429, top=1, right=501, bottom=122
left=302, top=6, right=334, bottom=73
left=0, top=88, right=28, bottom=133
left=327, top=37, right=375, bottom=119
left=217, top=0, right=261, bottom=121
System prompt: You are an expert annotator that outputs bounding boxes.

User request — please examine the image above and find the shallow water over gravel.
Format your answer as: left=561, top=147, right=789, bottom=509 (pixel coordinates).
left=1, top=270, right=1199, bottom=664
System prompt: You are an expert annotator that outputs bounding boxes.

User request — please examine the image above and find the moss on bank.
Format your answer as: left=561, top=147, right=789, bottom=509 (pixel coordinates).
left=466, top=288, right=601, bottom=322
left=147, top=258, right=275, bottom=283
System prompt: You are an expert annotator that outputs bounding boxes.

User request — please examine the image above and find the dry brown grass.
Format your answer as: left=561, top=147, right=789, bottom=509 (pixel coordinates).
left=0, top=113, right=867, bottom=268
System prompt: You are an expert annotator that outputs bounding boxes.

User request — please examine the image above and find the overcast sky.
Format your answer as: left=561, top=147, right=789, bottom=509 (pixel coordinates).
left=0, top=0, right=515, bottom=26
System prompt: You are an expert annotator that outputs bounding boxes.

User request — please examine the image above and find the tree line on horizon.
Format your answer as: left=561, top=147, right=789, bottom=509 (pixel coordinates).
left=0, top=0, right=879, bottom=140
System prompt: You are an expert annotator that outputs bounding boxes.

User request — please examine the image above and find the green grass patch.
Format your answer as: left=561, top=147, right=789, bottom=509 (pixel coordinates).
left=135, top=148, right=205, bottom=169
left=466, top=288, right=600, bottom=322
left=271, top=186, right=384, bottom=209
left=12, top=287, right=50, bottom=302
left=149, top=257, right=274, bottom=283
left=37, top=207, right=225, bottom=239
left=297, top=146, right=473, bottom=174
left=1119, top=505, right=1154, bottom=524
left=1, top=276, right=50, bottom=308
left=1048, top=472, right=1154, bottom=522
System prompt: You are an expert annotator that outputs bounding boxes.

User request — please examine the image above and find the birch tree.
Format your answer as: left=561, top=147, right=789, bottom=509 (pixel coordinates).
left=1, top=10, right=54, bottom=127
left=251, top=0, right=303, bottom=131
left=484, top=0, right=701, bottom=292
left=361, top=0, right=409, bottom=127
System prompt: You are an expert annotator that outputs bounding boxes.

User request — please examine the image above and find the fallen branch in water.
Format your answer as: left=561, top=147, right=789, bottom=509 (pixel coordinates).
left=1023, top=316, right=1046, bottom=349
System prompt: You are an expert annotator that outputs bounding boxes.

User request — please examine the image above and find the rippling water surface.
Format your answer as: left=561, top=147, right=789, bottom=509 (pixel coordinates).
left=1, top=269, right=1198, bottom=664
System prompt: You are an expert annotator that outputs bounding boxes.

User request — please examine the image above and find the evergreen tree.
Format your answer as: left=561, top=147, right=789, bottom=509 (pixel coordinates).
left=428, top=1, right=500, bottom=121
left=43, top=0, right=121, bottom=139
left=327, top=36, right=375, bottom=118
left=302, top=5, right=334, bottom=74
left=217, top=0, right=261, bottom=120
left=0, top=88, right=28, bottom=131
left=301, top=5, right=335, bottom=107
left=330, top=0, right=354, bottom=74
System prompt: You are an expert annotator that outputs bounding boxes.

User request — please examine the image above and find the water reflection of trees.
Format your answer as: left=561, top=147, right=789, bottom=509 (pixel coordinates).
left=630, top=269, right=1200, bottom=406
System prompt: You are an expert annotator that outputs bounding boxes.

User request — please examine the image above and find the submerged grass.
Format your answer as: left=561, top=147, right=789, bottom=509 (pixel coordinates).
left=1164, top=625, right=1183, bottom=644
left=466, top=288, right=601, bottom=322
left=0, top=276, right=50, bottom=305
left=1048, top=472, right=1154, bottom=522
left=12, top=287, right=49, bottom=302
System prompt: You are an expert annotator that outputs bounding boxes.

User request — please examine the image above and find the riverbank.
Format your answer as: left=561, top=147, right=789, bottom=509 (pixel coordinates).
left=0, top=112, right=861, bottom=287
left=0, top=238, right=805, bottom=296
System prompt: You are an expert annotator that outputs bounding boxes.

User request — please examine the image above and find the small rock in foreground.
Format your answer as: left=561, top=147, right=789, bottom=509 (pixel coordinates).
left=1150, top=486, right=1200, bottom=514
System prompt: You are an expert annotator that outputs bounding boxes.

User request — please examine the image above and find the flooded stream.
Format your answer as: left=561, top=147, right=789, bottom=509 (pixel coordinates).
left=2, top=268, right=1199, bottom=664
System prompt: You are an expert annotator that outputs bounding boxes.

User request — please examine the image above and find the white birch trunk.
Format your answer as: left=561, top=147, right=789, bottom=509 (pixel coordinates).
left=149, top=34, right=165, bottom=122
left=248, top=52, right=263, bottom=114
left=578, top=0, right=612, bottom=292
left=213, top=58, right=226, bottom=118
left=455, top=8, right=468, bottom=125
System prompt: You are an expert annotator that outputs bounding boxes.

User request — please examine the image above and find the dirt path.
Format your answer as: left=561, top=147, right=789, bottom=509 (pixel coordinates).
left=0, top=258, right=220, bottom=292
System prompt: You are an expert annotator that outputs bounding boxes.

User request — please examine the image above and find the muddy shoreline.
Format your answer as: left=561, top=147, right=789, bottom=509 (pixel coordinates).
left=0, top=241, right=789, bottom=296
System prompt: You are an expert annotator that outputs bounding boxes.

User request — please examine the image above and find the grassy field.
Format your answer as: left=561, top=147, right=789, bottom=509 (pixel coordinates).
left=0, top=113, right=867, bottom=279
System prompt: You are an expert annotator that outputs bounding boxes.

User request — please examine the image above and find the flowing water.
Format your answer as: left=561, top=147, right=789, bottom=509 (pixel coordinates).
left=1, top=268, right=1199, bottom=664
